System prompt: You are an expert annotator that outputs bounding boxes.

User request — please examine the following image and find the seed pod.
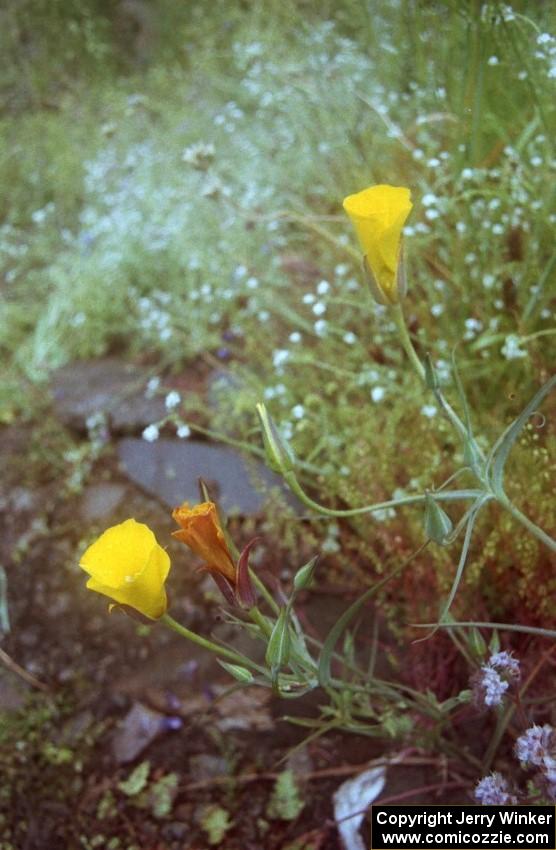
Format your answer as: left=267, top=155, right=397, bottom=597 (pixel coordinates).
left=423, top=493, right=453, bottom=545
left=265, top=607, right=291, bottom=670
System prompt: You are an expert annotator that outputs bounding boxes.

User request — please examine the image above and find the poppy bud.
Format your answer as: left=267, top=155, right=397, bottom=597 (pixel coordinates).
left=265, top=607, right=291, bottom=671
left=423, top=493, right=453, bottom=545
left=256, top=403, right=296, bottom=475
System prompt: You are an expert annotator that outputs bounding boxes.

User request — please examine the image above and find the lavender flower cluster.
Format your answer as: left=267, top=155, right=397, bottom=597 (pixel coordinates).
left=472, top=650, right=520, bottom=708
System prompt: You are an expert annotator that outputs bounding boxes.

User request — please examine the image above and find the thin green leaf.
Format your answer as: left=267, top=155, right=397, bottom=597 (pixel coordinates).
left=487, top=374, right=556, bottom=496
left=451, top=347, right=473, bottom=436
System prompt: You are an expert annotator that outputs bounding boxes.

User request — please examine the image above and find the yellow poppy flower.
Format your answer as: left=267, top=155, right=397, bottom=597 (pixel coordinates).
left=343, top=184, right=412, bottom=304
left=171, top=501, right=236, bottom=583
left=80, top=519, right=171, bottom=619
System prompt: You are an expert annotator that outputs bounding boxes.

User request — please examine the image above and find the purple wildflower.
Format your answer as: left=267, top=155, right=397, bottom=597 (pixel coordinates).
left=474, top=772, right=517, bottom=805
left=515, top=724, right=555, bottom=767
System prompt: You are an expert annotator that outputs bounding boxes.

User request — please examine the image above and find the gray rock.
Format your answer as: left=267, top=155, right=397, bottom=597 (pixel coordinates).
left=50, top=358, right=166, bottom=434
left=112, top=701, right=167, bottom=764
left=79, top=483, right=127, bottom=522
left=118, top=438, right=298, bottom=514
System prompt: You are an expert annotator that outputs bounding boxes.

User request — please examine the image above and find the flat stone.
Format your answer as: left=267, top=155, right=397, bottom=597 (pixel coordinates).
left=112, top=701, right=168, bottom=764
left=118, top=438, right=299, bottom=514
left=79, top=483, right=127, bottom=522
left=50, top=358, right=167, bottom=434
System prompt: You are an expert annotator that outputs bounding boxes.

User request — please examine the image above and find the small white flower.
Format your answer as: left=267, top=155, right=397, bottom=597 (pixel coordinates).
left=501, top=334, right=527, bottom=360
left=488, top=55, right=499, bottom=66
left=289, top=331, right=302, bottom=343
left=421, top=404, right=437, bottom=418
left=314, top=320, right=327, bottom=336
left=246, top=276, right=259, bottom=289
left=427, top=157, right=440, bottom=167
left=343, top=331, right=357, bottom=345
left=303, top=293, right=316, bottom=304
left=430, top=303, right=444, bottom=317
left=312, top=302, right=326, bottom=316
left=165, top=391, right=181, bottom=410
left=273, top=349, right=289, bottom=368
left=142, top=424, right=159, bottom=442
left=464, top=318, right=483, bottom=340
left=176, top=424, right=191, bottom=438
left=145, top=377, right=160, bottom=398
left=482, top=273, right=495, bottom=289
left=281, top=421, right=293, bottom=440
left=292, top=404, right=305, bottom=420
left=373, top=507, right=396, bottom=522
left=316, top=280, right=330, bottom=295
left=461, top=168, right=474, bottom=180
left=371, top=386, right=386, bottom=403
left=422, top=193, right=438, bottom=207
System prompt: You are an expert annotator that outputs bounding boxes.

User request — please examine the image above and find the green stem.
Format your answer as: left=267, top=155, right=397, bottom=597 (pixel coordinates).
left=482, top=703, right=515, bottom=774
left=249, top=568, right=280, bottom=615
left=248, top=606, right=273, bottom=638
left=390, top=303, right=426, bottom=381
left=497, top=496, right=556, bottom=553
left=284, top=472, right=482, bottom=518
left=412, top=621, right=556, bottom=640
left=161, top=614, right=264, bottom=672
left=390, top=304, right=471, bottom=445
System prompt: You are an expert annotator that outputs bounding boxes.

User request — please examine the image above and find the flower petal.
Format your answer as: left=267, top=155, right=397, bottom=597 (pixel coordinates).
left=80, top=519, right=171, bottom=619
left=343, top=185, right=412, bottom=302
left=172, top=501, right=236, bottom=582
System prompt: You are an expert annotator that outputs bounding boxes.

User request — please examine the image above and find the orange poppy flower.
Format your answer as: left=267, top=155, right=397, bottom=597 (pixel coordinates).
left=171, top=501, right=236, bottom=583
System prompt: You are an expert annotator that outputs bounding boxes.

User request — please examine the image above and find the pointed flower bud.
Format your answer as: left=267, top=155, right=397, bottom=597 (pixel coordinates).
left=256, top=403, right=296, bottom=474
left=467, top=627, right=487, bottom=660
left=423, top=493, right=453, bottom=545
left=172, top=501, right=236, bottom=582
left=218, top=661, right=254, bottom=683
left=293, top=556, right=318, bottom=591
left=265, top=607, right=291, bottom=670
left=343, top=185, right=412, bottom=305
